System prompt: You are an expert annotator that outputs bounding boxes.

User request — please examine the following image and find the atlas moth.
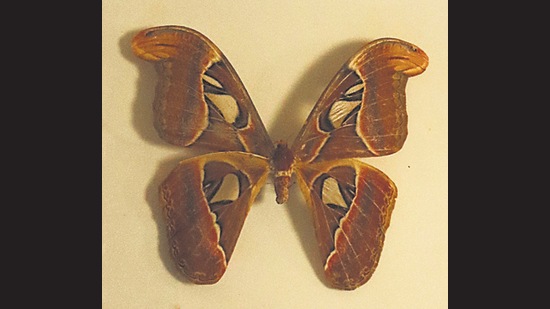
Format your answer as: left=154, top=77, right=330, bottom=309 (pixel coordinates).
left=131, top=25, right=428, bottom=290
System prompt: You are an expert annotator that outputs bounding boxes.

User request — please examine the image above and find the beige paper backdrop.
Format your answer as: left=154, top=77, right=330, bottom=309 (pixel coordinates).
left=103, top=1, right=448, bottom=307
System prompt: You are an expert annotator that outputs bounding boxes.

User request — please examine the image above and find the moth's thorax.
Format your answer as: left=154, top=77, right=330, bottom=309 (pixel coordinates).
left=271, top=142, right=295, bottom=204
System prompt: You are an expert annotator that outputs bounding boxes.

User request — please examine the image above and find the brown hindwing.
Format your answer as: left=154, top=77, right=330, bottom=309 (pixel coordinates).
left=295, top=159, right=397, bottom=290
left=160, top=152, right=270, bottom=284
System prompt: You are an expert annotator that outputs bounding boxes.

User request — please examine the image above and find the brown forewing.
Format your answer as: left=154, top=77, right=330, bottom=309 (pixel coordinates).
left=295, top=159, right=397, bottom=290
left=160, top=152, right=270, bottom=284
left=132, top=26, right=273, bottom=157
left=291, top=38, right=429, bottom=163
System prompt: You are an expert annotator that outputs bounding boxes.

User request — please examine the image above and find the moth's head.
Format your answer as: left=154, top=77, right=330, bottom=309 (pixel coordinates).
left=131, top=26, right=189, bottom=61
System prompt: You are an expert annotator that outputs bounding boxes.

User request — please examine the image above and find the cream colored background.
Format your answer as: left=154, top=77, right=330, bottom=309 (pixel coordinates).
left=103, top=1, right=448, bottom=308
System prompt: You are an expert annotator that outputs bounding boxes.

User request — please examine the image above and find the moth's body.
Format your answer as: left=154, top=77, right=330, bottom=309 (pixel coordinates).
left=132, top=25, right=428, bottom=290
left=271, top=142, right=295, bottom=204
